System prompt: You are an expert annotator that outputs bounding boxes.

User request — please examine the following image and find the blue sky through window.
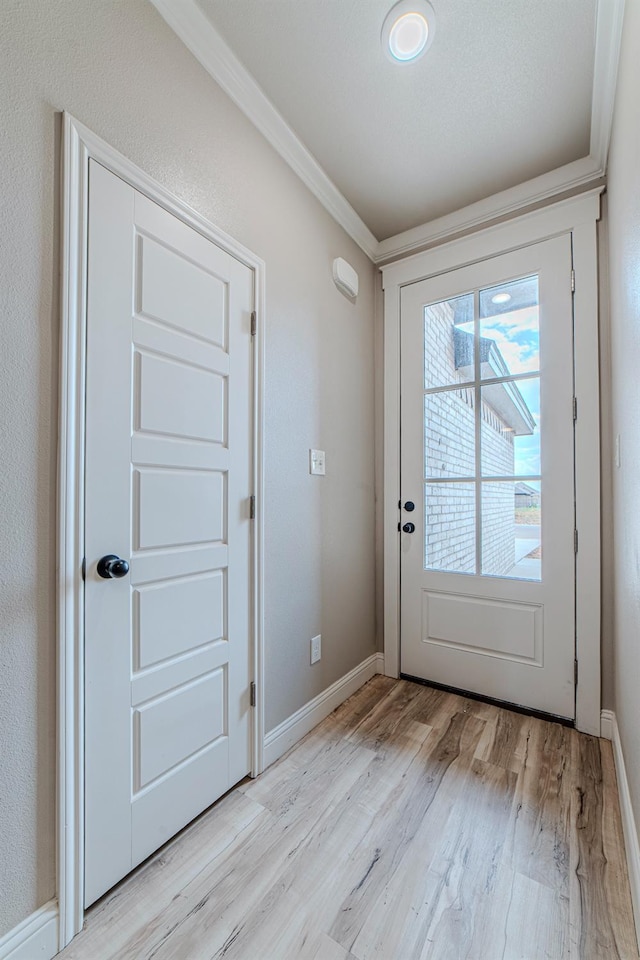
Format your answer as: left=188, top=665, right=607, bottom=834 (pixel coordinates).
left=458, top=306, right=541, bottom=483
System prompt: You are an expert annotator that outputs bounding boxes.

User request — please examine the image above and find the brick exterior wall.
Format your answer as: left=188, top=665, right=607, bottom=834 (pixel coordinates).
left=480, top=410, right=515, bottom=576
left=425, top=301, right=515, bottom=575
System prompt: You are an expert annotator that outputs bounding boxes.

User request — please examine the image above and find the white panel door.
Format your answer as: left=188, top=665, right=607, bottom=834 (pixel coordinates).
left=400, top=236, right=575, bottom=719
left=84, top=160, right=253, bottom=906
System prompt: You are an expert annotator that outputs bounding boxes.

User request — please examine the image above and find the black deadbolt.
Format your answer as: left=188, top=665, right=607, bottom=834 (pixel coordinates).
left=404, top=501, right=415, bottom=512
left=97, top=554, right=130, bottom=580
left=402, top=522, right=416, bottom=534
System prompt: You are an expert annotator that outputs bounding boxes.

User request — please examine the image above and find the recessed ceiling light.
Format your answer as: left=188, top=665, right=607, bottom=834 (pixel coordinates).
left=491, top=292, right=512, bottom=305
left=382, top=0, right=436, bottom=63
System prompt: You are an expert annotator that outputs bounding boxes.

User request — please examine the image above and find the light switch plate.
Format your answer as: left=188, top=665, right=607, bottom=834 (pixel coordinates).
left=309, top=449, right=326, bottom=476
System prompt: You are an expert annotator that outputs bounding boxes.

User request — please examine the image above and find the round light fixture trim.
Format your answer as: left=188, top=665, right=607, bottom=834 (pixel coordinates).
left=491, top=292, right=512, bottom=305
left=382, top=0, right=436, bottom=63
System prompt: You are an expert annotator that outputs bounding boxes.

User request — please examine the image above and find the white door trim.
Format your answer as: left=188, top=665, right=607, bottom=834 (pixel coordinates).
left=380, top=188, right=603, bottom=736
left=57, top=112, right=266, bottom=950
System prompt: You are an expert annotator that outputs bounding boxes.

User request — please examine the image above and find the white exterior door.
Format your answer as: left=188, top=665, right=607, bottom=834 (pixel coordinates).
left=84, top=160, right=253, bottom=906
left=400, top=236, right=575, bottom=719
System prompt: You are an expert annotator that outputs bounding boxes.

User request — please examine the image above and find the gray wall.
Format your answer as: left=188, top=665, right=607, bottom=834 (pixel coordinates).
left=0, top=0, right=376, bottom=936
left=607, top=0, right=640, bottom=846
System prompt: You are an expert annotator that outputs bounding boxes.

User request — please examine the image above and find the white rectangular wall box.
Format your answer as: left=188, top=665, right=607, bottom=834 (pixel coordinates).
left=332, top=257, right=359, bottom=299
left=309, top=449, right=326, bottom=475
left=311, top=635, right=321, bottom=664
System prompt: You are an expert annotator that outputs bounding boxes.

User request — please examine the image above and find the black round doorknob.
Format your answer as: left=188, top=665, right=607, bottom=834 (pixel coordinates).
left=402, top=522, right=416, bottom=534
left=404, top=501, right=416, bottom=512
left=97, top=554, right=130, bottom=580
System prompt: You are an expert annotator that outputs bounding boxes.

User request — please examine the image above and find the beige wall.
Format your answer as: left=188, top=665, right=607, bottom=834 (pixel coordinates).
left=0, top=0, right=376, bottom=936
left=607, top=0, right=640, bottom=835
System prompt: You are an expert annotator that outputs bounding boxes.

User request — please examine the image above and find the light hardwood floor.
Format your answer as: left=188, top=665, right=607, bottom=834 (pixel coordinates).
left=60, top=677, right=638, bottom=960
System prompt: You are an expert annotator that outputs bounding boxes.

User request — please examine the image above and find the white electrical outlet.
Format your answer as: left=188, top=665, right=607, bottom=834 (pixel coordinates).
left=311, top=634, right=321, bottom=664
left=309, top=449, right=326, bottom=475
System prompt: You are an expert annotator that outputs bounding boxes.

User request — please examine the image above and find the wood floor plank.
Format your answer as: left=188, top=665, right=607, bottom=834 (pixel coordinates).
left=60, top=678, right=638, bottom=960
left=599, top=738, right=639, bottom=959
left=345, top=677, right=436, bottom=747
left=569, top=733, right=639, bottom=959
left=330, top=709, right=487, bottom=953
left=123, top=739, right=376, bottom=959
left=505, top=717, right=573, bottom=896
left=302, top=932, right=358, bottom=960
left=211, top=709, right=437, bottom=959
left=58, top=789, right=267, bottom=960
left=501, top=871, right=570, bottom=960
left=350, top=757, right=516, bottom=960
left=474, top=704, right=530, bottom=774
left=346, top=759, right=495, bottom=958
left=418, top=760, right=518, bottom=960
left=273, top=676, right=398, bottom=772
left=332, top=675, right=398, bottom=734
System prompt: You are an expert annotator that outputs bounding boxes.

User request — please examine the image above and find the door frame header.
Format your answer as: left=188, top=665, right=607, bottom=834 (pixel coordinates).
left=57, top=112, right=266, bottom=950
left=380, top=188, right=603, bottom=736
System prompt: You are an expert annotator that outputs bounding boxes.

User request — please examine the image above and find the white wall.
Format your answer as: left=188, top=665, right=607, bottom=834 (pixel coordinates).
left=598, top=203, right=615, bottom=712
left=0, top=0, right=376, bottom=937
left=606, top=0, right=640, bottom=844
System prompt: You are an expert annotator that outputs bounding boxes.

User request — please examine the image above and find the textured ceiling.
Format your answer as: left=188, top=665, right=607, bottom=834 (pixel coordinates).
left=196, top=0, right=597, bottom=241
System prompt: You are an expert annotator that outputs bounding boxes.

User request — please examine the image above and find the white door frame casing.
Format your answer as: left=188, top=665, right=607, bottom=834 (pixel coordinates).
left=57, top=113, right=266, bottom=950
left=381, top=188, right=603, bottom=737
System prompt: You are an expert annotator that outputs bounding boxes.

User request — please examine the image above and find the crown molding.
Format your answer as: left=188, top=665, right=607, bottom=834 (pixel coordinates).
left=374, top=156, right=604, bottom=263
left=149, top=0, right=378, bottom=260
left=151, top=0, right=624, bottom=265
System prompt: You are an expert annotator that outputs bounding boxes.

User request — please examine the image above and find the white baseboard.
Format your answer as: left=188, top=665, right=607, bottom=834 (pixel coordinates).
left=600, top=708, right=614, bottom=740
left=263, top=652, right=384, bottom=768
left=0, top=901, right=58, bottom=960
left=601, top=709, right=640, bottom=951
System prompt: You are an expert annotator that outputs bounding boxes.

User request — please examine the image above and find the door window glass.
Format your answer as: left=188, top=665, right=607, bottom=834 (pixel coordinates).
left=479, top=276, right=540, bottom=376
left=481, top=482, right=541, bottom=579
left=424, top=293, right=474, bottom=389
left=425, top=390, right=475, bottom=479
left=423, top=276, right=542, bottom=580
left=480, top=377, right=540, bottom=478
left=425, top=482, right=476, bottom=574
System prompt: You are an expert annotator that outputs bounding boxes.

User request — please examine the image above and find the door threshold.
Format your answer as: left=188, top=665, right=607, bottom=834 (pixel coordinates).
left=400, top=673, right=575, bottom=728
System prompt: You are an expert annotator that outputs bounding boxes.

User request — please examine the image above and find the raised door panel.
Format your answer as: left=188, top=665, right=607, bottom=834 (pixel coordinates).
left=422, top=590, right=542, bottom=663
left=137, top=352, right=226, bottom=443
left=134, top=572, right=225, bottom=669
left=135, top=469, right=226, bottom=549
left=137, top=234, right=226, bottom=346
left=135, top=670, right=226, bottom=788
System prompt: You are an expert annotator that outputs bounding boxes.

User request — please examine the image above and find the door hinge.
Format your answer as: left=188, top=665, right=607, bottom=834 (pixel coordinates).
left=573, top=396, right=578, bottom=421
left=250, top=681, right=257, bottom=707
left=250, top=494, right=256, bottom=519
left=574, top=529, right=579, bottom=553
left=574, top=659, right=578, bottom=685
left=251, top=310, right=257, bottom=337
left=571, top=269, right=575, bottom=293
